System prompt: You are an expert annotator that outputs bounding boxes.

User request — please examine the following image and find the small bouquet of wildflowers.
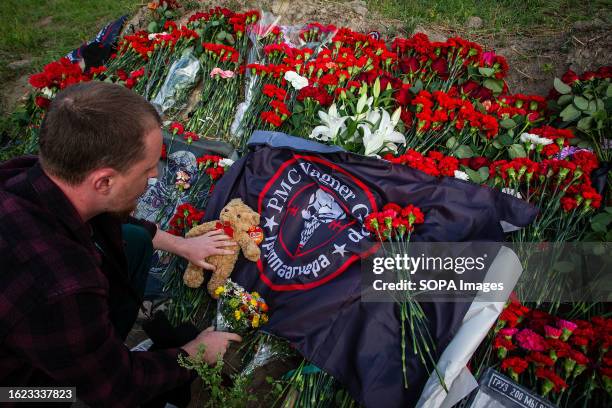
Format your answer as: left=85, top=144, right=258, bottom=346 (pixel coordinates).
left=215, top=280, right=269, bottom=336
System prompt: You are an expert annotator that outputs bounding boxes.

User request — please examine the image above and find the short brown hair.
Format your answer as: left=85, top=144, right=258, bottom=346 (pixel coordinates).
left=39, top=81, right=161, bottom=184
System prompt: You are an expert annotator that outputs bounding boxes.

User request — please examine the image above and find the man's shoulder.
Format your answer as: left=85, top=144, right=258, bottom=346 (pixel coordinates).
left=0, top=188, right=108, bottom=298
left=0, top=187, right=65, bottom=262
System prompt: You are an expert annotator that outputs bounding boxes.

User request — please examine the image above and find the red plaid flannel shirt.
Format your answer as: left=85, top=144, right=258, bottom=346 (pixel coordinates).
left=0, top=156, right=194, bottom=407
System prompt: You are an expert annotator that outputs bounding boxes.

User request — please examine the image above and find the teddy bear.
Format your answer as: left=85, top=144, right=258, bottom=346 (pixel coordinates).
left=182, top=198, right=262, bottom=298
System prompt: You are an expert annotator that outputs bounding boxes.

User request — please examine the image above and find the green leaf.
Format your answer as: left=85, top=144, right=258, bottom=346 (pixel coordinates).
left=478, top=166, right=490, bottom=181
left=478, top=67, right=495, bottom=77
left=573, top=96, right=589, bottom=110
left=147, top=21, right=159, bottom=33
left=508, top=144, right=527, bottom=158
left=557, top=94, right=573, bottom=106
left=592, top=213, right=612, bottom=227
left=577, top=116, right=593, bottom=131
left=492, top=140, right=503, bottom=149
left=454, top=145, right=474, bottom=159
left=560, top=103, right=581, bottom=122
left=467, top=66, right=479, bottom=77
left=483, top=79, right=503, bottom=93
left=499, top=118, right=517, bottom=129
left=464, top=168, right=482, bottom=183
left=587, top=100, right=597, bottom=114
left=498, top=133, right=514, bottom=146
left=607, top=84, right=612, bottom=98
left=445, top=136, right=458, bottom=150
left=592, top=110, right=606, bottom=121
left=484, top=145, right=498, bottom=157
left=596, top=98, right=605, bottom=111
left=605, top=207, right=612, bottom=215
left=410, top=79, right=423, bottom=94
left=554, top=78, right=572, bottom=94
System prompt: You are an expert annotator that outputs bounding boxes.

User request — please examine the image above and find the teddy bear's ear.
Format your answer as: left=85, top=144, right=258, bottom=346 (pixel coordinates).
left=251, top=213, right=260, bottom=225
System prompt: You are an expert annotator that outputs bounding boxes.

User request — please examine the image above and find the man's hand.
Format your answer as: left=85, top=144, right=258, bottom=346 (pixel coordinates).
left=152, top=229, right=236, bottom=270
left=180, top=229, right=237, bottom=271
left=182, top=327, right=242, bottom=365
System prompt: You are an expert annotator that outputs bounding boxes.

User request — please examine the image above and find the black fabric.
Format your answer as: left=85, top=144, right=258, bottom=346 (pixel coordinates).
left=200, top=132, right=538, bottom=407
left=66, top=15, right=128, bottom=70
left=591, top=161, right=610, bottom=196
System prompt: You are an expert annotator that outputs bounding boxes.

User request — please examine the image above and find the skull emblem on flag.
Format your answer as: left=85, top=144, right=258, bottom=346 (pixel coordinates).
left=299, top=188, right=347, bottom=249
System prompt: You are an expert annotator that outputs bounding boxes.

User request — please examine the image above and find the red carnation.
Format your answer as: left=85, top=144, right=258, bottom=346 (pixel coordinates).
left=526, top=351, right=555, bottom=367
left=183, top=131, right=199, bottom=143
left=501, top=357, right=528, bottom=381
left=561, top=69, right=579, bottom=84
left=536, top=368, right=568, bottom=395
left=261, top=111, right=283, bottom=127
left=169, top=122, right=184, bottom=135
left=469, top=156, right=490, bottom=170
left=29, top=72, right=50, bottom=89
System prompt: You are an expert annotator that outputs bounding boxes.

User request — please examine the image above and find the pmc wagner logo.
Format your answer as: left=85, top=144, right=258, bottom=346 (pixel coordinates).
left=257, top=155, right=379, bottom=291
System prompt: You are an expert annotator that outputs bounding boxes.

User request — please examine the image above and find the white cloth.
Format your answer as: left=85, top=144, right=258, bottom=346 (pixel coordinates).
left=416, top=246, right=523, bottom=407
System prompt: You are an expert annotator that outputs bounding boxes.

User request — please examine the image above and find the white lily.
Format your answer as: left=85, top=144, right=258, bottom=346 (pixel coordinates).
left=362, top=107, right=406, bottom=156
left=354, top=93, right=374, bottom=120
left=309, top=104, right=349, bottom=142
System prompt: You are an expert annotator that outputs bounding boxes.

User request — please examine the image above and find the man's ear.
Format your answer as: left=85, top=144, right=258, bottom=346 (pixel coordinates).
left=89, top=168, right=118, bottom=194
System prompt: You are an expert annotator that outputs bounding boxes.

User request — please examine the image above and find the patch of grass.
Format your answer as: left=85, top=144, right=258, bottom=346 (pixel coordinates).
left=367, top=0, right=610, bottom=34
left=0, top=0, right=141, bottom=111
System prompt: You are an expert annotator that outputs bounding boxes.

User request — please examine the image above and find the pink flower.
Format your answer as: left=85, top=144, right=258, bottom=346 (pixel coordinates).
left=210, top=67, right=235, bottom=79
left=210, top=67, right=223, bottom=78
left=557, top=319, right=577, bottom=332
left=499, top=328, right=518, bottom=339
left=515, top=329, right=548, bottom=352
left=220, top=69, right=234, bottom=78
left=544, top=325, right=562, bottom=339
left=557, top=319, right=577, bottom=341
left=481, top=51, right=496, bottom=66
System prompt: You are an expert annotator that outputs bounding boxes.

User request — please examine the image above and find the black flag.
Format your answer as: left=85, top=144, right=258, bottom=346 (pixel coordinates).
left=203, top=131, right=537, bottom=407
